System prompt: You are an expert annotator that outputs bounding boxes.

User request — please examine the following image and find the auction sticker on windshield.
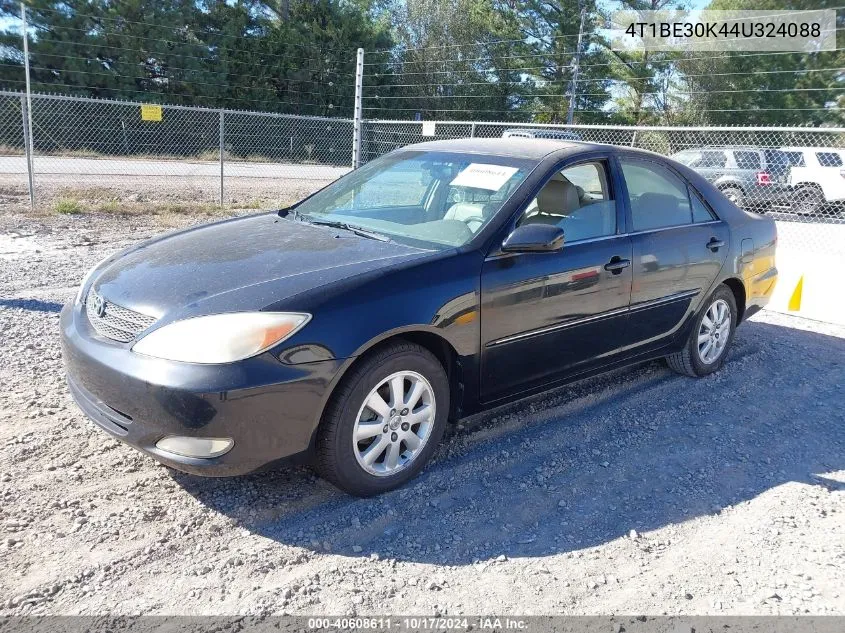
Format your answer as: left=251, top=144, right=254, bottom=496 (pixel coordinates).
left=450, top=163, right=520, bottom=191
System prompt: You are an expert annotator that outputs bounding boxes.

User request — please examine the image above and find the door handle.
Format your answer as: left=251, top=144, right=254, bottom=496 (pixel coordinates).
left=707, top=237, right=726, bottom=252
left=604, top=257, right=631, bottom=274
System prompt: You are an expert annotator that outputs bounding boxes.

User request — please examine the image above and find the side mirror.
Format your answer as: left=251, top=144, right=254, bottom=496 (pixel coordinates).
left=501, top=224, right=564, bottom=253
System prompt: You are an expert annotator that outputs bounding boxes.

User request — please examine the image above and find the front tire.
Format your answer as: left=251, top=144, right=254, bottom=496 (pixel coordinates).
left=666, top=285, right=737, bottom=378
left=315, top=341, right=449, bottom=497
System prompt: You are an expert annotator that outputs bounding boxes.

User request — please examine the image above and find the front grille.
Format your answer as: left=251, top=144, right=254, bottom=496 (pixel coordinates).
left=85, top=289, right=156, bottom=343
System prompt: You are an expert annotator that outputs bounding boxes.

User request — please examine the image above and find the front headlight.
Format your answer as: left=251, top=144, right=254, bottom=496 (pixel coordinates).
left=131, top=312, right=310, bottom=364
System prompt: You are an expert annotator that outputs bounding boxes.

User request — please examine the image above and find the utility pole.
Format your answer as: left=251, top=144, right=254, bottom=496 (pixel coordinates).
left=567, top=3, right=587, bottom=125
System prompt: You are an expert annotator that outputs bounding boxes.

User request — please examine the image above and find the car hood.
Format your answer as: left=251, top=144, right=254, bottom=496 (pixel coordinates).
left=93, top=213, right=428, bottom=319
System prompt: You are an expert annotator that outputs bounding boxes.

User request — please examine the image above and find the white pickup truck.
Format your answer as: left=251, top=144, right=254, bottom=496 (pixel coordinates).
left=780, top=147, right=845, bottom=215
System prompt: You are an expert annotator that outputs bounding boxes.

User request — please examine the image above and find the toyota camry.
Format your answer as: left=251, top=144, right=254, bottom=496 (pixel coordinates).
left=61, top=138, right=778, bottom=496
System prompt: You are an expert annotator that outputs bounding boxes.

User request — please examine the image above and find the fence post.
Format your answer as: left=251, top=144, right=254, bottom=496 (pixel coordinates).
left=470, top=123, right=476, bottom=138
left=352, top=47, right=364, bottom=169
left=20, top=2, right=35, bottom=208
left=566, top=3, right=586, bottom=125
left=20, top=95, right=34, bottom=208
left=218, top=110, right=224, bottom=206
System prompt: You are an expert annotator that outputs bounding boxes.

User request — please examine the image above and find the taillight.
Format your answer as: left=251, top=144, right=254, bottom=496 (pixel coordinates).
left=757, top=172, right=772, bottom=185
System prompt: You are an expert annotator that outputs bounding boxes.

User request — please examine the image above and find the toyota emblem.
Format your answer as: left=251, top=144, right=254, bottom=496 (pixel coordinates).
left=92, top=294, right=106, bottom=318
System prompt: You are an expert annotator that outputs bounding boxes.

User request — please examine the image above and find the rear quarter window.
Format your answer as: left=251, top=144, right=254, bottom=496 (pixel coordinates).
left=816, top=152, right=843, bottom=167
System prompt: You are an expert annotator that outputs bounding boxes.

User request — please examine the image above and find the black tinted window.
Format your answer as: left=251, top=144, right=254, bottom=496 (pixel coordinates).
left=734, top=151, right=762, bottom=170
left=620, top=158, right=692, bottom=231
left=763, top=150, right=790, bottom=167
left=816, top=152, right=843, bottom=167
left=783, top=152, right=806, bottom=167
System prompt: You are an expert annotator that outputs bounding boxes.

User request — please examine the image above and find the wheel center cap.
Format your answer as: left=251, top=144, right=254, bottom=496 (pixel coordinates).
left=389, top=415, right=402, bottom=430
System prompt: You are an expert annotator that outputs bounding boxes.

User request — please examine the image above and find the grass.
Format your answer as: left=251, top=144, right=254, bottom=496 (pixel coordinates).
left=0, top=145, right=333, bottom=165
left=46, top=196, right=249, bottom=217
left=96, top=200, right=121, bottom=213
left=54, top=198, right=83, bottom=214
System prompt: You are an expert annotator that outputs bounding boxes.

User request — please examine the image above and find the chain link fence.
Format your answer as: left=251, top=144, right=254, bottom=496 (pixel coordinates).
left=1, top=91, right=843, bottom=320
left=3, top=91, right=844, bottom=231
left=0, top=91, right=352, bottom=213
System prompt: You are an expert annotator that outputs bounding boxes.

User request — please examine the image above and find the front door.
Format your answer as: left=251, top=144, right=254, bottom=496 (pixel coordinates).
left=479, top=157, right=633, bottom=401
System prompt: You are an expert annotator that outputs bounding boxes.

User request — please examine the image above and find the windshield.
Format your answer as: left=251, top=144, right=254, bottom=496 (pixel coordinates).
left=293, top=151, right=533, bottom=248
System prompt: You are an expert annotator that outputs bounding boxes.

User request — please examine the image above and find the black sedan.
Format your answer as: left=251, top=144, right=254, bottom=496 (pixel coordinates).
left=61, top=139, right=778, bottom=496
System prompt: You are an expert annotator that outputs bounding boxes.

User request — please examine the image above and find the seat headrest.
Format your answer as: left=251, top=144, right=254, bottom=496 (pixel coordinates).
left=537, top=179, right=581, bottom=216
left=444, top=202, right=486, bottom=223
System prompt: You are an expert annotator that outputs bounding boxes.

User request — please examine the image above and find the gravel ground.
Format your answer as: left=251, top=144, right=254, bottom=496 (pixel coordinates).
left=0, top=209, right=843, bottom=617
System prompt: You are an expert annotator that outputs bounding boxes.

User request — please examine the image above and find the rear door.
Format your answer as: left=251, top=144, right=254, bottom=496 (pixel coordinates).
left=616, top=156, right=730, bottom=347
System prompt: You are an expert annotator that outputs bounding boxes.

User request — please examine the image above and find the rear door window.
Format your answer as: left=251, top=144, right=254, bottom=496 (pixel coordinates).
left=619, top=158, right=693, bottom=232
left=734, top=151, right=762, bottom=170
left=699, top=151, right=727, bottom=168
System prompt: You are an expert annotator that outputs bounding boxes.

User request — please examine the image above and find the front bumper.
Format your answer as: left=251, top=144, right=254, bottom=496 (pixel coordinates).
left=60, top=302, right=342, bottom=476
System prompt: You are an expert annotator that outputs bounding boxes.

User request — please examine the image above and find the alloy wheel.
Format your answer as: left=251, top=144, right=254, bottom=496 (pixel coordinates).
left=352, top=371, right=436, bottom=477
left=697, top=298, right=731, bottom=364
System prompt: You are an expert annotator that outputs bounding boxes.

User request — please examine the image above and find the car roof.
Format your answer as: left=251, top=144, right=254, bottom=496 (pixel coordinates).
left=397, top=137, right=607, bottom=160
left=503, top=128, right=578, bottom=135
left=675, top=147, right=773, bottom=153
left=781, top=146, right=844, bottom=153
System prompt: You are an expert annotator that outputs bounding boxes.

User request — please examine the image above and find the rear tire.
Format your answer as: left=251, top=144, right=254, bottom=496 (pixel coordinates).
left=793, top=186, right=824, bottom=216
left=720, top=186, right=745, bottom=208
left=666, top=285, right=737, bottom=378
left=315, top=341, right=449, bottom=497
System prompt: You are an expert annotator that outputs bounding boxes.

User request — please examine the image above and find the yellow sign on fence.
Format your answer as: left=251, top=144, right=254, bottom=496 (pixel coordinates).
left=140, top=104, right=163, bottom=122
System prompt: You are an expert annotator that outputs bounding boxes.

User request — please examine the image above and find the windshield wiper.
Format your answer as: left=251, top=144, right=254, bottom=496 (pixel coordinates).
left=278, top=208, right=304, bottom=221
left=307, top=219, right=392, bottom=242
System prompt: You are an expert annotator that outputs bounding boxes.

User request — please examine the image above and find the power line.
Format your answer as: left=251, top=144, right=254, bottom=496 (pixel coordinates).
left=4, top=63, right=349, bottom=101
left=10, top=50, right=352, bottom=88
left=363, top=86, right=845, bottom=100
left=363, top=49, right=845, bottom=81
left=29, top=5, right=359, bottom=58
left=362, top=104, right=839, bottom=114
left=24, top=22, right=357, bottom=75
left=0, top=76, right=349, bottom=112
left=367, top=32, right=844, bottom=67
left=364, top=66, right=845, bottom=90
